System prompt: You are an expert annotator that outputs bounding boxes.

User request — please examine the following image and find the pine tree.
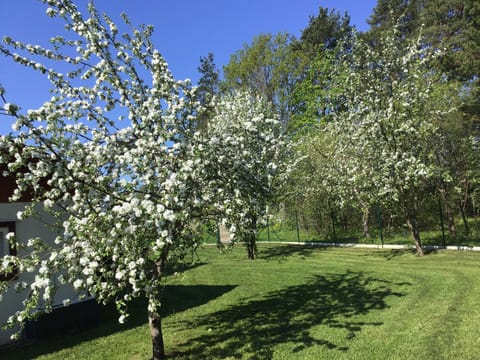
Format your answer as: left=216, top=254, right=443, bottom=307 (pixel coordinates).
left=196, top=53, right=219, bottom=130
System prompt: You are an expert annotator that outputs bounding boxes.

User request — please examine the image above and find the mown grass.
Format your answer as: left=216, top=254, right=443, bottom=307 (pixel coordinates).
left=2, top=244, right=480, bottom=359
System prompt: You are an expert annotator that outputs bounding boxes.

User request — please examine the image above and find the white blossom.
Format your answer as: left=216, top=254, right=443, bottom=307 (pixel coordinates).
left=73, top=279, right=83, bottom=289
left=3, top=103, right=18, bottom=114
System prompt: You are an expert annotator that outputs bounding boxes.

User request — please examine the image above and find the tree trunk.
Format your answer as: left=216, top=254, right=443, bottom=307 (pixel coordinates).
left=459, top=200, right=470, bottom=235
left=246, top=214, right=257, bottom=260
left=444, top=202, right=457, bottom=239
left=300, top=211, right=309, bottom=231
left=362, top=208, right=371, bottom=239
left=406, top=217, right=424, bottom=256
left=147, top=246, right=171, bottom=360
left=247, top=238, right=257, bottom=259
left=149, top=311, right=166, bottom=360
left=340, top=212, right=348, bottom=231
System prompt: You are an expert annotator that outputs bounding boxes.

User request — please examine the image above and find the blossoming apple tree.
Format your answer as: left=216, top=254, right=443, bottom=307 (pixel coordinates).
left=322, top=27, right=456, bottom=256
left=202, top=93, right=290, bottom=259
left=0, top=1, right=287, bottom=358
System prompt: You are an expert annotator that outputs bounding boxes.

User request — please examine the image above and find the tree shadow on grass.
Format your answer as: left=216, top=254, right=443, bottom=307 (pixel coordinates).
left=365, top=247, right=443, bottom=260
left=258, top=244, right=328, bottom=261
left=0, top=284, right=236, bottom=360
left=173, top=270, right=408, bottom=359
left=371, top=248, right=418, bottom=260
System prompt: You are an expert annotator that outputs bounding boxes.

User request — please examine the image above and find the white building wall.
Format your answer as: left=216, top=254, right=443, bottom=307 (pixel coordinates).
left=0, top=202, right=79, bottom=346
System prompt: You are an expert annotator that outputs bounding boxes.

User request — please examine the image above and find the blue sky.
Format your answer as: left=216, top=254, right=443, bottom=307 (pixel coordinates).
left=0, top=0, right=377, bottom=135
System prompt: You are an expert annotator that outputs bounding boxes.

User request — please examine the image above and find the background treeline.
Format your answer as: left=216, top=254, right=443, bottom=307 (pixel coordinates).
left=196, top=0, right=480, bottom=254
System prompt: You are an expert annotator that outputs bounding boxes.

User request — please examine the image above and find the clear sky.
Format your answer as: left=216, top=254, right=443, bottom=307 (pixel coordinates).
left=0, top=0, right=377, bottom=135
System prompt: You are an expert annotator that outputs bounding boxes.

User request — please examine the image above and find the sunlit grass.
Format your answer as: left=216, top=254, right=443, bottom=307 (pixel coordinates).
left=2, top=244, right=480, bottom=359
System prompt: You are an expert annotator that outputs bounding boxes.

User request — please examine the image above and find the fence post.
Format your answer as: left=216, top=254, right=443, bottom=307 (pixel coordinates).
left=375, top=205, right=384, bottom=248
left=266, top=211, right=271, bottom=243
left=438, top=198, right=446, bottom=248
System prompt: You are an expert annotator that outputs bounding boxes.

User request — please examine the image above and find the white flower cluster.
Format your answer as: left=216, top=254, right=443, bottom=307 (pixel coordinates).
left=308, top=28, right=454, bottom=219
left=200, top=92, right=290, bottom=246
left=3, top=103, right=18, bottom=115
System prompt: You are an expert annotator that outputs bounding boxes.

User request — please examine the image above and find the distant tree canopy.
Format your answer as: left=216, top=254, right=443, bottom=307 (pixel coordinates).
left=367, top=0, right=480, bottom=82
left=222, top=32, right=299, bottom=128
left=299, top=7, right=353, bottom=53
left=222, top=7, right=355, bottom=132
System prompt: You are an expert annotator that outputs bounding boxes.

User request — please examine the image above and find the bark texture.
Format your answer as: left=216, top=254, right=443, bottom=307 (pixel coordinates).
left=362, top=208, right=371, bottom=239
left=247, top=236, right=257, bottom=260
left=406, top=217, right=424, bottom=256
left=459, top=200, right=470, bottom=235
left=149, top=312, right=165, bottom=360
left=246, top=214, right=258, bottom=260
left=445, top=202, right=457, bottom=239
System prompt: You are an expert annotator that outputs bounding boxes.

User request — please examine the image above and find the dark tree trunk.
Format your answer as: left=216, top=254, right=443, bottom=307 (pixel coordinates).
left=406, top=217, right=424, bottom=256
left=459, top=200, right=470, bottom=235
left=444, top=202, right=457, bottom=239
left=341, top=212, right=348, bottom=231
left=246, top=214, right=257, bottom=260
left=247, top=238, right=257, bottom=259
left=149, top=311, right=165, bottom=360
left=300, top=211, right=309, bottom=231
left=148, top=246, right=170, bottom=360
left=313, top=212, right=323, bottom=235
left=362, top=208, right=371, bottom=239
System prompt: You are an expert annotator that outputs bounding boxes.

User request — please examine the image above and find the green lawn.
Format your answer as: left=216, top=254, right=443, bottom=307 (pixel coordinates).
left=2, top=244, right=480, bottom=359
